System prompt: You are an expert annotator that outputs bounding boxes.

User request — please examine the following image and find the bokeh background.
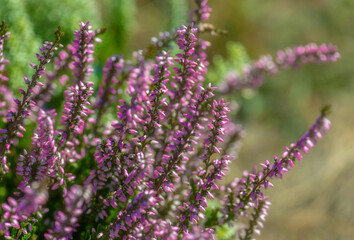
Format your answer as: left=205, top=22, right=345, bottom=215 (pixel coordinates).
left=1, top=0, right=353, bottom=239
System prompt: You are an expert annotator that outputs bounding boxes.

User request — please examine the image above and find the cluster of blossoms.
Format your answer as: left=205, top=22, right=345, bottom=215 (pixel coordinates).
left=220, top=43, right=340, bottom=94
left=219, top=109, right=331, bottom=235
left=0, top=21, right=14, bottom=135
left=0, top=1, right=339, bottom=239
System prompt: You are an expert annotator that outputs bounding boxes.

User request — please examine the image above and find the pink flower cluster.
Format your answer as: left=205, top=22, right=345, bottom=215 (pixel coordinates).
left=219, top=109, right=331, bottom=230
left=220, top=43, right=340, bottom=94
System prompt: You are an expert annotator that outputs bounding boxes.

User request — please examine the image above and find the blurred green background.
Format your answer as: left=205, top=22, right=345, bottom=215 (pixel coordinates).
left=1, top=0, right=353, bottom=239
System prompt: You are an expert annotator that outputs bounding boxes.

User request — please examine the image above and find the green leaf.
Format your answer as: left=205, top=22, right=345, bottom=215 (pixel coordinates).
left=21, top=232, right=32, bottom=240
left=206, top=41, right=250, bottom=86
left=215, top=224, right=237, bottom=240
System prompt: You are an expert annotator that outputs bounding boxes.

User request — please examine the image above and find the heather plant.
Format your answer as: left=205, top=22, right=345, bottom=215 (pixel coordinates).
left=0, top=1, right=340, bottom=239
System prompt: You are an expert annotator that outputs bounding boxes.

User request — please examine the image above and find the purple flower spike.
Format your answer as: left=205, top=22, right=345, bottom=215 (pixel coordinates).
left=58, top=22, right=97, bottom=151
left=17, top=109, right=58, bottom=188
left=61, top=81, right=94, bottom=139
left=183, top=226, right=215, bottom=240
left=32, top=48, right=72, bottom=108
left=45, top=185, right=92, bottom=239
left=71, top=22, right=96, bottom=84
left=100, top=190, right=158, bottom=239
left=0, top=25, right=63, bottom=176
left=277, top=43, right=340, bottom=68
left=220, top=43, right=340, bottom=94
left=220, top=107, right=330, bottom=226
left=154, top=84, right=215, bottom=192
left=190, top=0, right=212, bottom=23
left=179, top=155, right=233, bottom=232
left=201, top=99, right=230, bottom=167
left=0, top=20, right=10, bottom=83
left=93, top=55, right=124, bottom=133
left=238, top=198, right=271, bottom=239
left=0, top=181, right=49, bottom=238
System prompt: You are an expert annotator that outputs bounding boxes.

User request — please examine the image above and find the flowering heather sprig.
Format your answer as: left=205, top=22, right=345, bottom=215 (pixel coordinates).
left=238, top=198, right=271, bottom=240
left=150, top=25, right=194, bottom=141
left=147, top=0, right=211, bottom=59
left=57, top=22, right=98, bottom=153
left=219, top=107, right=331, bottom=225
left=0, top=20, right=10, bottom=83
left=32, top=49, right=72, bottom=107
left=190, top=0, right=212, bottom=23
left=220, top=43, right=340, bottom=94
left=184, top=102, right=237, bottom=183
left=153, top=84, right=215, bottom=192
left=71, top=21, right=96, bottom=84
left=86, top=102, right=140, bottom=206
left=150, top=83, right=214, bottom=219
left=17, top=109, right=57, bottom=189
left=179, top=155, right=232, bottom=232
left=137, top=219, right=179, bottom=239
left=0, top=86, right=14, bottom=121
left=93, top=52, right=151, bottom=170
left=16, top=109, right=75, bottom=202
left=92, top=55, right=124, bottom=133
left=124, top=51, right=153, bottom=129
left=34, top=25, right=105, bottom=109
left=140, top=50, right=172, bottom=147
left=45, top=185, right=92, bottom=239
left=201, top=99, right=230, bottom=170
left=0, top=26, right=63, bottom=176
left=0, top=181, right=49, bottom=238
left=174, top=23, right=208, bottom=92
left=277, top=43, right=340, bottom=68
left=220, top=55, right=277, bottom=93
left=83, top=55, right=154, bottom=226
left=155, top=24, right=207, bottom=166
left=171, top=25, right=199, bottom=103
left=85, top=53, right=170, bottom=222
left=83, top=53, right=172, bottom=234
left=60, top=81, right=94, bottom=145
left=0, top=21, right=15, bottom=120
left=60, top=22, right=96, bottom=150
left=181, top=98, right=231, bottom=195
left=53, top=50, right=72, bottom=85
left=183, top=226, right=215, bottom=240
left=99, top=189, right=158, bottom=239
